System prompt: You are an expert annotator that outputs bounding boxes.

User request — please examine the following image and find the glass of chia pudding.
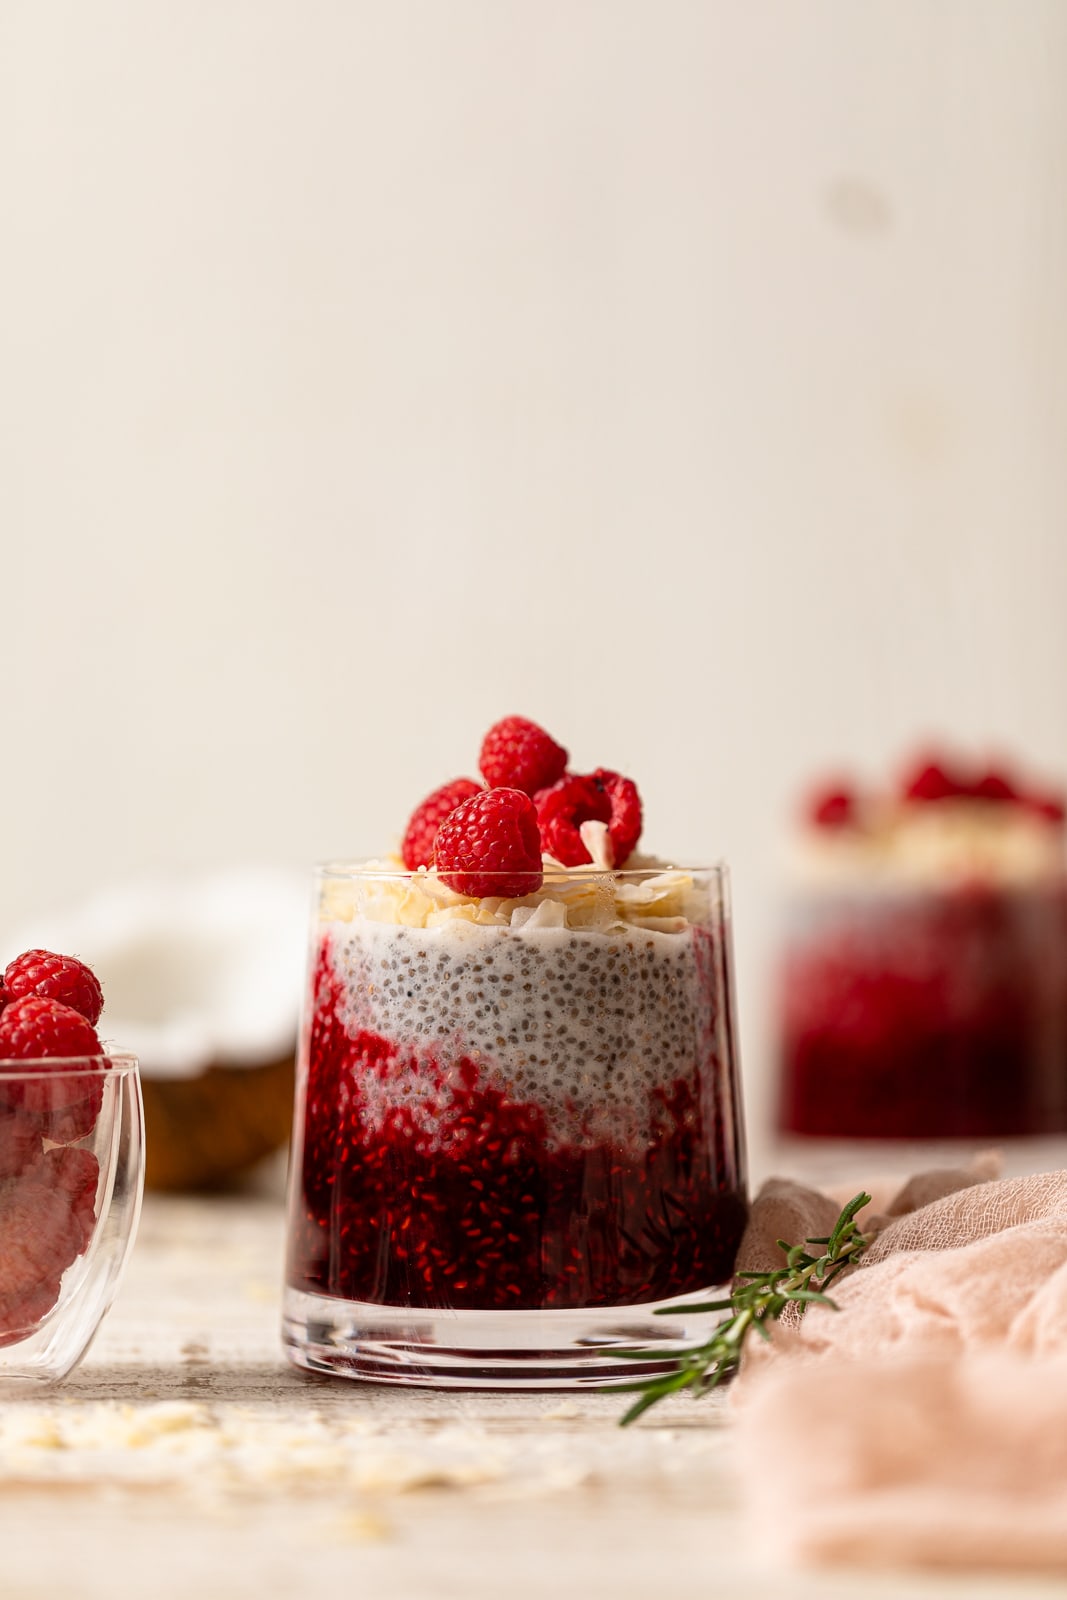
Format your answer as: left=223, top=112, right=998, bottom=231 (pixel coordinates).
left=282, top=718, right=747, bottom=1387
left=775, top=751, right=1067, bottom=1175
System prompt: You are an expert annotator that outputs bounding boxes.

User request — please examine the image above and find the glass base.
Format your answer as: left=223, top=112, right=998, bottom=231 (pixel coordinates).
left=282, top=1283, right=728, bottom=1390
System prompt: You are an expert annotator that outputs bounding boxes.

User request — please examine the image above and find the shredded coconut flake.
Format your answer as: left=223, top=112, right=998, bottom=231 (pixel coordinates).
left=578, top=820, right=615, bottom=870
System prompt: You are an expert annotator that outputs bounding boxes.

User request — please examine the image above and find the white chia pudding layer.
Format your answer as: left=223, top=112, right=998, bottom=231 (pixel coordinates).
left=322, top=915, right=727, bottom=1153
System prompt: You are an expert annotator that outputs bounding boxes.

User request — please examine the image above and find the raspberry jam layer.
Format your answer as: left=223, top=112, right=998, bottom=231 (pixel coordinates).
left=777, top=885, right=1067, bottom=1139
left=286, top=924, right=747, bottom=1312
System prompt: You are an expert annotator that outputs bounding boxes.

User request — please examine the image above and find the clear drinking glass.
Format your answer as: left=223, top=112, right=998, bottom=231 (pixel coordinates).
left=775, top=880, right=1067, bottom=1159
left=0, top=1053, right=144, bottom=1385
left=283, top=863, right=748, bottom=1388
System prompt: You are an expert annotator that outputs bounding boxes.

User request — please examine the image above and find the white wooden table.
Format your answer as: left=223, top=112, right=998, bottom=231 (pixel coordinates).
left=0, top=1186, right=1060, bottom=1600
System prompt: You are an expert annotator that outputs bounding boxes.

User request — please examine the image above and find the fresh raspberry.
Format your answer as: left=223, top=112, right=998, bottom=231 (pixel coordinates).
left=4, top=949, right=104, bottom=1026
left=26, top=1080, right=104, bottom=1146
left=479, top=716, right=568, bottom=796
left=534, top=774, right=610, bottom=866
left=1026, top=790, right=1067, bottom=826
left=0, top=1112, right=41, bottom=1182
left=0, top=1264, right=62, bottom=1342
left=49, top=1145, right=101, bottom=1256
left=901, top=758, right=963, bottom=802
left=434, top=788, right=543, bottom=899
left=0, top=995, right=102, bottom=1062
left=593, top=768, right=643, bottom=865
left=971, top=768, right=1018, bottom=802
left=401, top=778, right=482, bottom=870
left=808, top=786, right=857, bottom=829
left=0, top=1146, right=99, bottom=1339
left=535, top=769, right=643, bottom=867
left=0, top=997, right=106, bottom=1144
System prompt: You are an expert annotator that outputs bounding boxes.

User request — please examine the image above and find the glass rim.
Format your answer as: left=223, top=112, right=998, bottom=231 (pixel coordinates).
left=316, top=859, right=728, bottom=881
left=0, top=1051, right=138, bottom=1075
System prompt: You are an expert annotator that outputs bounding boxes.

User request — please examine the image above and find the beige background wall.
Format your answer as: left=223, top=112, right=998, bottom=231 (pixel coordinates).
left=3, top=1, right=1067, bottom=1151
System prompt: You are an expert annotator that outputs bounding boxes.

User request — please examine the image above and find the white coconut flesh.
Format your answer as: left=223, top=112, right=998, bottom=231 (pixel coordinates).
left=5, top=868, right=309, bottom=1080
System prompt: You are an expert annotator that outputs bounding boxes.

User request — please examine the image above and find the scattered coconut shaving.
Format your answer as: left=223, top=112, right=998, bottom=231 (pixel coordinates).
left=0, top=1402, right=586, bottom=1502
left=0, top=1398, right=725, bottom=1504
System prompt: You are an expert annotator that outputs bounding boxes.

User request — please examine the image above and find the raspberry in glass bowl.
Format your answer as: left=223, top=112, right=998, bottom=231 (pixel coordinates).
left=283, top=719, right=748, bottom=1388
left=775, top=752, right=1067, bottom=1165
left=0, top=954, right=144, bottom=1385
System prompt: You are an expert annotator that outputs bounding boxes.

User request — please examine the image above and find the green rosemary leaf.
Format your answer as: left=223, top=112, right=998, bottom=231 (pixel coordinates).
left=616, top=1365, right=702, bottom=1425
left=611, top=1346, right=696, bottom=1360
left=699, top=1363, right=733, bottom=1394
left=617, top=1389, right=670, bottom=1426
left=653, top=1297, right=735, bottom=1316
left=828, top=1191, right=872, bottom=1254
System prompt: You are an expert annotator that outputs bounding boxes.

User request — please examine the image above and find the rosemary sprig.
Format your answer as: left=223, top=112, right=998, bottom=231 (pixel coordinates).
left=615, top=1190, right=873, bottom=1426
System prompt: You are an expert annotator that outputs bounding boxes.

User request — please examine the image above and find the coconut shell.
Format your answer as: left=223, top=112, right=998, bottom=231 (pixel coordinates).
left=141, top=1054, right=295, bottom=1192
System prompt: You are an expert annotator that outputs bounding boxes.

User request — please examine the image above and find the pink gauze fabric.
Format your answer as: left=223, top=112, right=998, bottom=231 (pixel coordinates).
left=731, top=1160, right=1067, bottom=1572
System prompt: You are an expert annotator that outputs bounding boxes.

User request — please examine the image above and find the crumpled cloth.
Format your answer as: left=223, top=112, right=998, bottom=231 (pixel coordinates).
left=731, top=1158, right=1067, bottom=1571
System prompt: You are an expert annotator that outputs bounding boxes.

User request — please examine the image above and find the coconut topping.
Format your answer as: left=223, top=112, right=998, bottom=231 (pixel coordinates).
left=319, top=858, right=713, bottom=933
left=791, top=802, right=1065, bottom=888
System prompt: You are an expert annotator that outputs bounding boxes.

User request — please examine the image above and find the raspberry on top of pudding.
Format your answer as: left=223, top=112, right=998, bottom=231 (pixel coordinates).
left=795, top=748, right=1066, bottom=888
left=333, top=713, right=703, bottom=931
left=398, top=716, right=645, bottom=883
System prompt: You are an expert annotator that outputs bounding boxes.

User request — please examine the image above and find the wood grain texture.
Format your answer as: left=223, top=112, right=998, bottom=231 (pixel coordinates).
left=0, top=1192, right=1052, bottom=1600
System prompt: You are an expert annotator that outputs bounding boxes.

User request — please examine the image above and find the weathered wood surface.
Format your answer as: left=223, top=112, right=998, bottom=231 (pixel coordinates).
left=0, top=1191, right=1058, bottom=1600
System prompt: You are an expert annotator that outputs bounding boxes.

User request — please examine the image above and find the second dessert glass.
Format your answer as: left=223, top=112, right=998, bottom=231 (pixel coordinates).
left=778, top=882, right=1067, bottom=1144
left=774, top=754, right=1067, bottom=1177
left=283, top=862, right=748, bottom=1388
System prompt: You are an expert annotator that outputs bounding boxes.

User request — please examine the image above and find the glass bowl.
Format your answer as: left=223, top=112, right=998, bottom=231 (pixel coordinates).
left=0, top=1052, right=144, bottom=1386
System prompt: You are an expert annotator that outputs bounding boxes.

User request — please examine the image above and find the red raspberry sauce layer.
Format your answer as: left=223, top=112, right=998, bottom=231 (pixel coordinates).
left=777, top=886, right=1067, bottom=1139
left=287, top=942, right=747, bottom=1311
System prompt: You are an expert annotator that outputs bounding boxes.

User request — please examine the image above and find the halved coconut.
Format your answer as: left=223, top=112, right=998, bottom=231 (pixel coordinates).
left=7, top=868, right=309, bottom=1191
